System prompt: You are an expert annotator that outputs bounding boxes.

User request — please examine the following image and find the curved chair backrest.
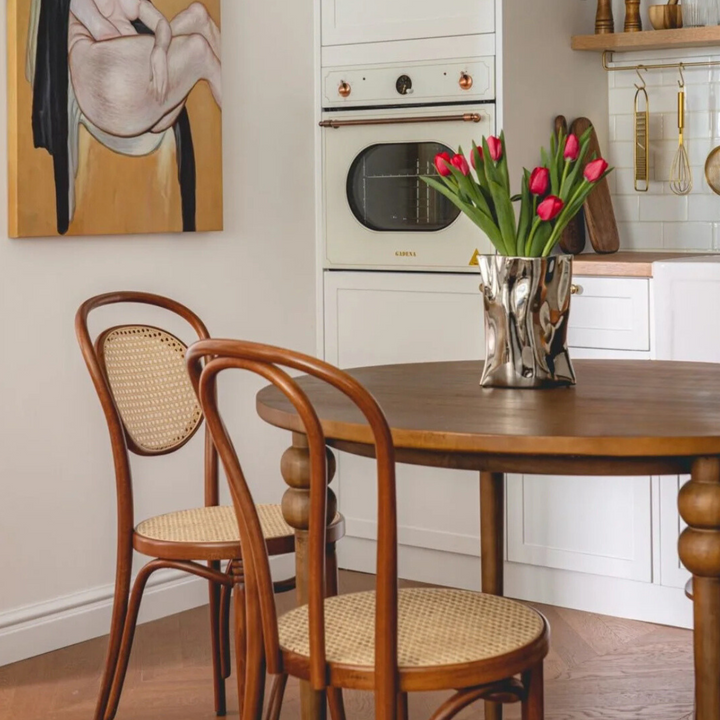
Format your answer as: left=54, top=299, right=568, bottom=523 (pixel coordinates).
left=186, top=340, right=399, bottom=719
left=75, top=292, right=217, bottom=537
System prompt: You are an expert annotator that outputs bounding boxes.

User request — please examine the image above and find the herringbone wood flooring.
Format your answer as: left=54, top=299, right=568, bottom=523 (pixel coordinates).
left=0, top=572, right=695, bottom=720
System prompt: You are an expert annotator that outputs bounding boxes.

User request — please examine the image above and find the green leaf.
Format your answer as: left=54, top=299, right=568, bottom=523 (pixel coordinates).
left=421, top=176, right=508, bottom=254
left=497, top=131, right=511, bottom=192
left=530, top=221, right=553, bottom=258
left=488, top=178, right=517, bottom=255
left=516, top=168, right=533, bottom=256
left=471, top=141, right=489, bottom=191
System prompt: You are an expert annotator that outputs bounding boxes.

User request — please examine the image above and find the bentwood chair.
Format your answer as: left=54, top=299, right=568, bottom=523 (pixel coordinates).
left=187, top=339, right=550, bottom=720
left=75, top=292, right=345, bottom=720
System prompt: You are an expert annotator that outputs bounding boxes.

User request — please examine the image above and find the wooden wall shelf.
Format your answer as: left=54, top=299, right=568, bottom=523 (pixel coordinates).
left=572, top=26, right=720, bottom=53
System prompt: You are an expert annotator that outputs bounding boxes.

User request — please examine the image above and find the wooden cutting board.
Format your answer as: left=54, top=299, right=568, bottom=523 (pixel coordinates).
left=570, top=117, right=620, bottom=254
left=555, top=116, right=586, bottom=255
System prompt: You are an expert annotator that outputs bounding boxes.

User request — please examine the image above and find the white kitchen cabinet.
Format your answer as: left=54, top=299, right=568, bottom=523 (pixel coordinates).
left=321, top=0, right=494, bottom=48
left=507, top=474, right=652, bottom=582
left=324, top=271, right=486, bottom=582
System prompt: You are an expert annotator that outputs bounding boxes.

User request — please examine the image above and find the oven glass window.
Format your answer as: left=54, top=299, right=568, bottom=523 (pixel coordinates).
left=347, top=142, right=461, bottom=232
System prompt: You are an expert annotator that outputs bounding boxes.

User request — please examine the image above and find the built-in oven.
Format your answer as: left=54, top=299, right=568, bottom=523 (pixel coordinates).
left=321, top=58, right=496, bottom=271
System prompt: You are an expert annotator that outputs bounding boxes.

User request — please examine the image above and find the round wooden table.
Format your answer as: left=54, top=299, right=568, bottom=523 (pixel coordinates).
left=257, top=359, right=720, bottom=720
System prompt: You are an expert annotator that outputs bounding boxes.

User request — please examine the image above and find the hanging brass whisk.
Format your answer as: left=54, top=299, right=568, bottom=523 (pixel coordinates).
left=669, top=65, right=693, bottom=196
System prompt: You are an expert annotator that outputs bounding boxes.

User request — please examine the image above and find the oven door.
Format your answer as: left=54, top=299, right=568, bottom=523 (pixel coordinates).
left=323, top=105, right=496, bottom=271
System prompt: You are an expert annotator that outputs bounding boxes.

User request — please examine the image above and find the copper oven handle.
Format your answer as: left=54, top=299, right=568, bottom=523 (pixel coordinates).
left=319, top=113, right=483, bottom=129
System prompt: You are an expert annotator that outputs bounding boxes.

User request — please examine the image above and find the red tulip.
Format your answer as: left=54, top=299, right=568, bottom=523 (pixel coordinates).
left=529, top=167, right=550, bottom=196
left=471, top=146, right=484, bottom=169
left=564, top=134, right=580, bottom=161
left=434, top=152, right=452, bottom=177
left=537, top=195, right=564, bottom=221
left=584, top=158, right=609, bottom=183
left=450, top=154, right=470, bottom=176
left=487, top=136, right=503, bottom=162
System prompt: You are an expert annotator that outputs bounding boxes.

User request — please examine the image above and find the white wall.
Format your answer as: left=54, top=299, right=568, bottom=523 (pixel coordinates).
left=0, top=0, right=318, bottom=665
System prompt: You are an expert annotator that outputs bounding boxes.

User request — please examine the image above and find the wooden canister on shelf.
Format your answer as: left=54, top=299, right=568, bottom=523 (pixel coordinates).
left=595, top=0, right=615, bottom=34
left=624, top=0, right=643, bottom=31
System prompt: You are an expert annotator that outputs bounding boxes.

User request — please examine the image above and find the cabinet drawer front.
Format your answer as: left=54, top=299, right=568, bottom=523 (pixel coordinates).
left=507, top=474, right=653, bottom=582
left=322, top=0, right=495, bottom=47
left=569, top=277, right=650, bottom=351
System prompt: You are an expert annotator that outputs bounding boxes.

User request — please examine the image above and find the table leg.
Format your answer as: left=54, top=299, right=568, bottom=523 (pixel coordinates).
left=480, top=471, right=505, bottom=720
left=280, top=433, right=337, bottom=720
left=678, top=458, right=720, bottom=720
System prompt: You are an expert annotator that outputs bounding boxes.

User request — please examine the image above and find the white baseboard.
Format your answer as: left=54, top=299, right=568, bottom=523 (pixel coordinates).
left=0, top=570, right=208, bottom=667
left=339, top=537, right=694, bottom=630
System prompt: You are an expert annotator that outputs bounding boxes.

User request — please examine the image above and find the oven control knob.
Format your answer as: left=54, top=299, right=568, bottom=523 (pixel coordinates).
left=338, top=81, right=351, bottom=98
left=459, top=72, right=474, bottom=91
left=396, top=75, right=413, bottom=95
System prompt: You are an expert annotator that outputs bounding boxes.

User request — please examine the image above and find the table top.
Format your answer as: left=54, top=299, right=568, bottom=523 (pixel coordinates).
left=256, top=359, right=720, bottom=459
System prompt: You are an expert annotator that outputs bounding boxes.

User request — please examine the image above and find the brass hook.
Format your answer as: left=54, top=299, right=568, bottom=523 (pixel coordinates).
left=635, top=67, right=647, bottom=90
left=679, top=63, right=686, bottom=88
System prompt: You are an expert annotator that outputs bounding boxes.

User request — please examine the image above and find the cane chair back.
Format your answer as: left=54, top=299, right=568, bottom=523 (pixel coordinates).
left=75, top=292, right=218, bottom=529
left=98, top=325, right=203, bottom=454
left=186, top=339, right=399, bottom=718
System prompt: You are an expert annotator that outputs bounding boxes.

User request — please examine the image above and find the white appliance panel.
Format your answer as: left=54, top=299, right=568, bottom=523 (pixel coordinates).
left=321, top=0, right=495, bottom=47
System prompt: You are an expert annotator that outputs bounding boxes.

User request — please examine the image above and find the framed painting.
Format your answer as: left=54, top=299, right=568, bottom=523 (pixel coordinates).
left=7, top=0, right=223, bottom=238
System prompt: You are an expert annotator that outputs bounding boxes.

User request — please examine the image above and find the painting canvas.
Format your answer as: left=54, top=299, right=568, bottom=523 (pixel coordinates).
left=8, top=0, right=223, bottom=238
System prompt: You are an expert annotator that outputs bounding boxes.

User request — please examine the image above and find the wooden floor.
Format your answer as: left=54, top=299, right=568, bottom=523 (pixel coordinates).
left=0, top=572, right=695, bottom=720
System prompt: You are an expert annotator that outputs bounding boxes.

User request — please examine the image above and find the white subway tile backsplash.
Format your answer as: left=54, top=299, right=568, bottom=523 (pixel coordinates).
left=688, top=194, right=720, bottom=222
left=663, top=222, right=714, bottom=250
left=613, top=194, right=640, bottom=222
left=607, top=141, right=634, bottom=169
left=640, top=194, right=688, bottom=222
left=614, top=167, right=663, bottom=195
left=609, top=57, right=720, bottom=252
left=617, top=221, right=663, bottom=250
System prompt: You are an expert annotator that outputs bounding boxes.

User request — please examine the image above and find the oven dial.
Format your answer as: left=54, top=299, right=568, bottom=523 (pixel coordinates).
left=338, top=81, right=351, bottom=98
left=459, top=72, right=474, bottom=90
left=396, top=75, right=413, bottom=95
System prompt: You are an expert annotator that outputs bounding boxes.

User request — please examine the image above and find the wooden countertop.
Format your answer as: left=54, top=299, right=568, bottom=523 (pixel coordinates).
left=572, top=252, right=711, bottom=278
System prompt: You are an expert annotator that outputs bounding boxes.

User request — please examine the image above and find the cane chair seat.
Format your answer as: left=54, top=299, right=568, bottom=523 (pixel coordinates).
left=278, top=588, right=548, bottom=692
left=134, top=504, right=345, bottom=561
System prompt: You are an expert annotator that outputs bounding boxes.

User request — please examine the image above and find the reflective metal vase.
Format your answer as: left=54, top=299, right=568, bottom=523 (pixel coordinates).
left=479, top=255, right=576, bottom=389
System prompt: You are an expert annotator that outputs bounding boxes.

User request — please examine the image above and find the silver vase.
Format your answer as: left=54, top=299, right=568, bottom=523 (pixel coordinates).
left=479, top=255, right=576, bottom=389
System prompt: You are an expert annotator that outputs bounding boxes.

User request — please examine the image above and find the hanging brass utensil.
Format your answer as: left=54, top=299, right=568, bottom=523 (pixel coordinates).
left=634, top=70, right=649, bottom=192
left=706, top=147, right=720, bottom=194
left=669, top=66, right=693, bottom=196
left=705, top=68, right=720, bottom=195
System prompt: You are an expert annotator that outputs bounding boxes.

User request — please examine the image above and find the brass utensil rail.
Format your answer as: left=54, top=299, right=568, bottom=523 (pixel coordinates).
left=602, top=50, right=720, bottom=73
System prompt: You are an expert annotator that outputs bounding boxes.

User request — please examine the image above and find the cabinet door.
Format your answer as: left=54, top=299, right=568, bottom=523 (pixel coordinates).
left=325, top=272, right=486, bottom=571
left=659, top=475, right=691, bottom=589
left=507, top=474, right=652, bottom=581
left=321, top=0, right=495, bottom=47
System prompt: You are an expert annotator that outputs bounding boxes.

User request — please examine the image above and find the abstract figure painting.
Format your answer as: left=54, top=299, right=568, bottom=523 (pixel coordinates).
left=8, top=0, right=223, bottom=237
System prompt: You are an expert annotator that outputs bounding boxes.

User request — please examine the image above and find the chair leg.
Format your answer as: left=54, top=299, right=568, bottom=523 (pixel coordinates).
left=93, top=548, right=133, bottom=720
left=241, top=596, right=265, bottom=720
left=209, top=560, right=227, bottom=716
left=231, top=567, right=249, bottom=720
left=219, top=579, right=232, bottom=679
left=397, top=692, right=409, bottom=720
left=521, top=663, right=544, bottom=720
left=105, top=560, right=164, bottom=720
left=328, top=688, right=347, bottom=720
left=264, top=674, right=288, bottom=720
